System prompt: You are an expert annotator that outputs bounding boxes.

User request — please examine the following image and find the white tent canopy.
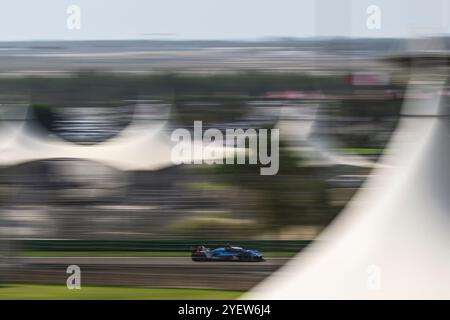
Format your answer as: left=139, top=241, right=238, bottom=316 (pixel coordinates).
left=0, top=104, right=176, bottom=171
left=0, top=104, right=246, bottom=171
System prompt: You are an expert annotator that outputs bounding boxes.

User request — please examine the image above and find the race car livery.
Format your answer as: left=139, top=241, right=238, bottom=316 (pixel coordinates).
left=191, top=245, right=264, bottom=262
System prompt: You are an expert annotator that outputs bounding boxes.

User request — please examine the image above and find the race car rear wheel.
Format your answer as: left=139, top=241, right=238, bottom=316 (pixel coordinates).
left=239, top=254, right=253, bottom=262
left=192, top=256, right=208, bottom=262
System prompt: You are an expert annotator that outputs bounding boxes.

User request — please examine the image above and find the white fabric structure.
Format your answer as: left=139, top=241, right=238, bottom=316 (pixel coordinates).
left=0, top=104, right=243, bottom=170
left=0, top=104, right=175, bottom=170
left=248, top=61, right=450, bottom=299
left=277, top=104, right=377, bottom=168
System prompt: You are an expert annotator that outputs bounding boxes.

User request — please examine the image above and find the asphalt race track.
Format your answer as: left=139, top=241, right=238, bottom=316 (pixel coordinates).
left=10, top=257, right=289, bottom=291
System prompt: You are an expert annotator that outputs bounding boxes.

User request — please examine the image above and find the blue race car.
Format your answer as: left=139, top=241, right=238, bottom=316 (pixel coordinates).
left=191, top=244, right=264, bottom=262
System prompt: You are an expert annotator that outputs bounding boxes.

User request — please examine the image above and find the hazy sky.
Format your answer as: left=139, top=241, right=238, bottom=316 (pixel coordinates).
left=0, top=0, right=448, bottom=41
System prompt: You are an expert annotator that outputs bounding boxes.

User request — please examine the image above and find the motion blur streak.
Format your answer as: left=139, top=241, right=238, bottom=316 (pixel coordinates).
left=0, top=34, right=445, bottom=297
